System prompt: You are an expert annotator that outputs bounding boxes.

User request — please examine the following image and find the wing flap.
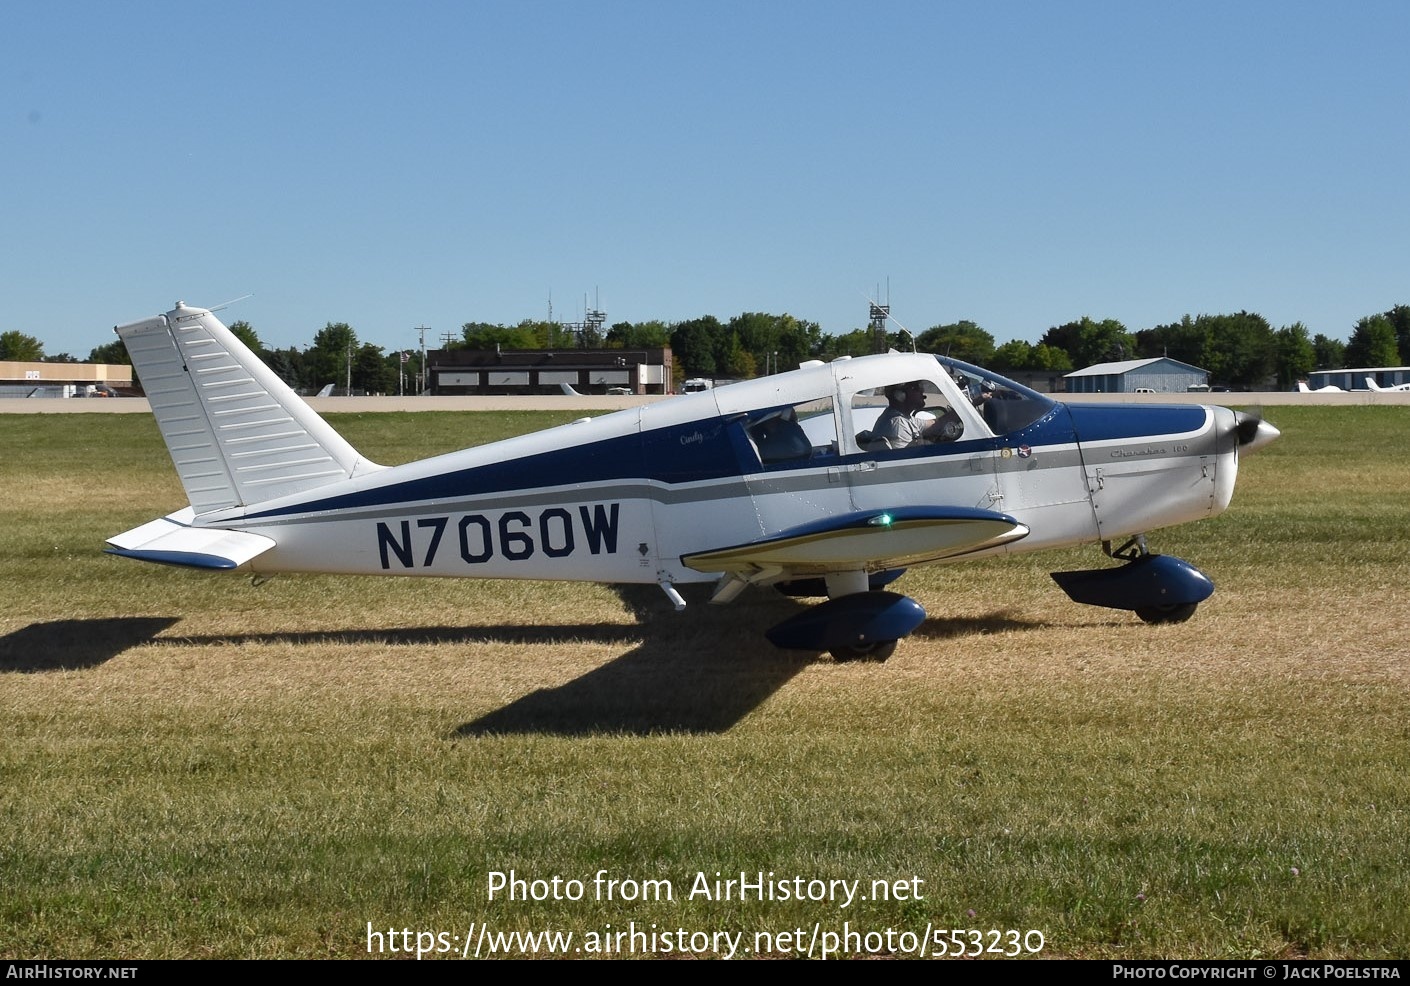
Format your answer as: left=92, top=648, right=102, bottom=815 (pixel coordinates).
left=681, top=506, right=1029, bottom=576
left=106, top=510, right=275, bottom=570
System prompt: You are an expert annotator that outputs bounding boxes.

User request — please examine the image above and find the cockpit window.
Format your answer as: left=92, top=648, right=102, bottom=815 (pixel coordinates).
left=851, top=380, right=964, bottom=451
left=933, top=356, right=1057, bottom=435
left=741, top=396, right=837, bottom=466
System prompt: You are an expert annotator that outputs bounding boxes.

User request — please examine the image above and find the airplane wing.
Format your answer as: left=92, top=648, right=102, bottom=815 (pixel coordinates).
left=680, top=506, right=1029, bottom=576
left=106, top=508, right=275, bottom=570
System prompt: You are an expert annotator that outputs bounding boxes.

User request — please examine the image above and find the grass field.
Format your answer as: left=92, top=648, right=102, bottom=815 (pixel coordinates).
left=2, top=406, right=1407, bottom=959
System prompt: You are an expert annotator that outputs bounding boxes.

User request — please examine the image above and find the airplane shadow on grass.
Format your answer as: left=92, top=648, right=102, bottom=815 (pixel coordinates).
left=0, top=617, right=181, bottom=672
left=456, top=583, right=813, bottom=737
left=1, top=588, right=1053, bottom=735
left=909, top=612, right=1052, bottom=642
left=452, top=589, right=1052, bottom=737
left=0, top=588, right=813, bottom=734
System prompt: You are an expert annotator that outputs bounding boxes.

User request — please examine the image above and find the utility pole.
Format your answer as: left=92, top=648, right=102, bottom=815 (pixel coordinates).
left=415, top=325, right=430, bottom=395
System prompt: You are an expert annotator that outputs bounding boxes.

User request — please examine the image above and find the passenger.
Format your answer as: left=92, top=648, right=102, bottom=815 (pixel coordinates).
left=873, top=381, right=963, bottom=449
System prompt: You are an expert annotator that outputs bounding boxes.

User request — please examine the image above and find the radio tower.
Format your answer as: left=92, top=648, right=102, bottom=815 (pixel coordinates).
left=868, top=279, right=892, bottom=353
left=868, top=307, right=889, bottom=354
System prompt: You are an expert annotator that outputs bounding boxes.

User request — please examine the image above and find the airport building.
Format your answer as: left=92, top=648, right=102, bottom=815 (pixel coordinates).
left=427, top=347, right=673, bottom=396
left=1306, top=366, right=1410, bottom=391
left=1063, top=357, right=1209, bottom=394
left=0, top=360, right=134, bottom=398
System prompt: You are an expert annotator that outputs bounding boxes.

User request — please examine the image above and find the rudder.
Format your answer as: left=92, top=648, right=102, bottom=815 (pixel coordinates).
left=115, top=302, right=382, bottom=514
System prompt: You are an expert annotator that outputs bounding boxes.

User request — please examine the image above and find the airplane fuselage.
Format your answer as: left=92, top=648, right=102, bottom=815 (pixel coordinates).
left=191, top=354, right=1240, bottom=586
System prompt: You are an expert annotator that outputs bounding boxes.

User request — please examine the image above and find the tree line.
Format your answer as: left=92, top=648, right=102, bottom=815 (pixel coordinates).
left=4, top=303, right=1407, bottom=393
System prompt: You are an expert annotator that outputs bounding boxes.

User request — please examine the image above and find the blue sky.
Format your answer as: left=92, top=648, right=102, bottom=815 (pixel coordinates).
left=4, top=1, right=1407, bottom=357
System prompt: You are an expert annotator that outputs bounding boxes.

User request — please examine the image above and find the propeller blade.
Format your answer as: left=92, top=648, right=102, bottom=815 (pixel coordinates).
left=1232, top=408, right=1279, bottom=455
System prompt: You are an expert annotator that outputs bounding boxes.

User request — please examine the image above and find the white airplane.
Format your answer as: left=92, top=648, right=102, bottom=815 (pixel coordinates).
left=106, top=302, right=1279, bottom=661
left=1296, top=380, right=1342, bottom=393
left=1365, top=377, right=1410, bottom=392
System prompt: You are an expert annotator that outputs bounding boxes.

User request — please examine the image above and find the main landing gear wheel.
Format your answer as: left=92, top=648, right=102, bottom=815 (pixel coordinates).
left=1135, top=602, right=1198, bottom=625
left=829, top=639, right=898, bottom=662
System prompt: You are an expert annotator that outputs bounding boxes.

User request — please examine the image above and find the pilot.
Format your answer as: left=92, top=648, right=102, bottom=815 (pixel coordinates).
left=873, top=381, right=963, bottom=449
left=954, top=372, right=995, bottom=407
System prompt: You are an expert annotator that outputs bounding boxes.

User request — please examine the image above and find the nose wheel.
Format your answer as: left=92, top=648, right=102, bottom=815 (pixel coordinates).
left=1052, top=536, right=1215, bottom=621
left=1135, top=602, right=1198, bottom=625
left=830, top=639, right=898, bottom=662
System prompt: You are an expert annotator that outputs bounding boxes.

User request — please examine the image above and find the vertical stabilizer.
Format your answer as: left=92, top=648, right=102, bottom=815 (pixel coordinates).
left=116, top=302, right=381, bottom=514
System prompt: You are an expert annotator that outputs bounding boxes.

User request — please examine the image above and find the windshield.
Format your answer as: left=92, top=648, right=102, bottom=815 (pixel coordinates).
left=932, top=355, right=1057, bottom=435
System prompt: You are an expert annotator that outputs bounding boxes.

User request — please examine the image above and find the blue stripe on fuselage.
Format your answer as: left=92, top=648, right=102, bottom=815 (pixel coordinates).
left=241, top=415, right=744, bottom=519
left=1065, top=404, right=1208, bottom=442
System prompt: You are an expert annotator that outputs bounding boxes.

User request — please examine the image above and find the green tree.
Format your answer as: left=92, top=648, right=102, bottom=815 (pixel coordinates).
left=89, top=339, right=138, bottom=389
left=227, top=320, right=265, bottom=359
left=89, top=340, right=131, bottom=366
left=1041, top=317, right=1133, bottom=368
left=1199, top=311, right=1276, bottom=387
left=352, top=343, right=395, bottom=394
left=518, top=319, right=576, bottom=349
left=726, top=312, right=777, bottom=359
left=720, top=332, right=756, bottom=379
left=1274, top=323, right=1316, bottom=389
left=1038, top=321, right=1082, bottom=361
left=1312, top=334, right=1345, bottom=370
left=606, top=320, right=671, bottom=348
left=771, top=314, right=823, bottom=372
left=713, top=312, right=825, bottom=375
left=1135, top=315, right=1206, bottom=366
left=817, top=328, right=874, bottom=360
left=1344, top=314, right=1400, bottom=368
left=0, top=330, right=44, bottom=362
left=1030, top=344, right=1073, bottom=373
left=1075, top=317, right=1135, bottom=367
left=460, top=321, right=539, bottom=349
left=1384, top=304, right=1410, bottom=365
left=264, top=347, right=310, bottom=391
left=670, top=316, right=723, bottom=378
left=915, top=320, right=996, bottom=364
left=990, top=340, right=1033, bottom=370
left=308, top=323, right=358, bottom=390
left=1138, top=312, right=1274, bottom=387
left=42, top=352, right=80, bottom=363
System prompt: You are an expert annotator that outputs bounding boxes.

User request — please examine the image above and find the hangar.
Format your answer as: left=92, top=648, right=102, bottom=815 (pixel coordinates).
left=1307, top=366, right=1410, bottom=391
left=1064, top=357, right=1209, bottom=394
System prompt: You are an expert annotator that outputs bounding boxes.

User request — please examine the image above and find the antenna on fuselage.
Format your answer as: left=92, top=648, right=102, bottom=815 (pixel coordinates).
left=208, top=293, right=254, bottom=313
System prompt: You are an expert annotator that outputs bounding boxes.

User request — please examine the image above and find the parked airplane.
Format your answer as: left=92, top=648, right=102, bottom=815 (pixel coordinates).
left=1297, top=380, right=1342, bottom=393
left=106, top=302, right=1278, bottom=661
left=1365, top=377, right=1410, bottom=393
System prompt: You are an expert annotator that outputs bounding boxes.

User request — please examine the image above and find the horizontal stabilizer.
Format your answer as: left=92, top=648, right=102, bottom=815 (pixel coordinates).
left=106, top=509, right=275, bottom=570
left=681, top=506, right=1029, bottom=576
